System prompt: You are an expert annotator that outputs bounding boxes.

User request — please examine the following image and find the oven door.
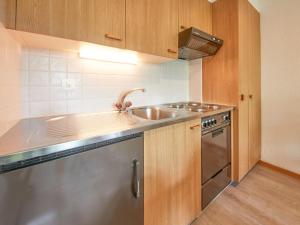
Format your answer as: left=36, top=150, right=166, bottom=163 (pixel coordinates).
left=202, top=125, right=231, bottom=184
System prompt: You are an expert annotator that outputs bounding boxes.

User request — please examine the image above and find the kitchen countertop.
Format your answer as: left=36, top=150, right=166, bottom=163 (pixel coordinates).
left=0, top=103, right=234, bottom=173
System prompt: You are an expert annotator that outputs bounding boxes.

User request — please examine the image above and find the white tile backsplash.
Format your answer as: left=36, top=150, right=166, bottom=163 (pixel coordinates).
left=21, top=48, right=191, bottom=118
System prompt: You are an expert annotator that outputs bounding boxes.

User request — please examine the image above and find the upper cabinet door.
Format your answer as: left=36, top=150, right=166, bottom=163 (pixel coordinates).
left=126, top=0, right=179, bottom=58
left=0, top=0, right=16, bottom=29
left=16, top=0, right=126, bottom=48
left=179, top=0, right=212, bottom=34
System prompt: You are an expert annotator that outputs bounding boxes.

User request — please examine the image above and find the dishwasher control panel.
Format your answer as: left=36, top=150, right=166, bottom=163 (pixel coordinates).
left=201, top=111, right=231, bottom=130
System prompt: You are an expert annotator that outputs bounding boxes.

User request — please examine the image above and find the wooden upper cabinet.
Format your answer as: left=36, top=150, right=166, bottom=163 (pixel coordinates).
left=179, top=0, right=212, bottom=34
left=0, top=0, right=16, bottom=29
left=126, top=0, right=179, bottom=58
left=16, top=0, right=126, bottom=48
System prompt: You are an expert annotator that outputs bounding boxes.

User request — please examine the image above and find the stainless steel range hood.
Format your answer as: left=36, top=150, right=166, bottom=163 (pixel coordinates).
left=178, top=27, right=223, bottom=60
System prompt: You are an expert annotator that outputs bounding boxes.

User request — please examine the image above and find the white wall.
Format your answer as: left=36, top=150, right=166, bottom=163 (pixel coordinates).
left=0, top=23, right=21, bottom=137
left=21, top=48, right=190, bottom=118
left=189, top=59, right=202, bottom=102
left=259, top=0, right=300, bottom=173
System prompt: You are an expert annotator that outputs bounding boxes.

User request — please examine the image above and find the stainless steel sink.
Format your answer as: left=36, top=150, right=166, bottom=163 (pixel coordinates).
left=130, top=107, right=178, bottom=120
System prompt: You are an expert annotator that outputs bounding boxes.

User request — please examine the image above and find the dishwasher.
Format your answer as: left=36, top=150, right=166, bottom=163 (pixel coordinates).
left=0, top=134, right=144, bottom=225
left=201, top=112, right=231, bottom=209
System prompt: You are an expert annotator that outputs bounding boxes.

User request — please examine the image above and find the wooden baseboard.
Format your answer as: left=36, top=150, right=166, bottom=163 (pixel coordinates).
left=258, top=160, right=300, bottom=180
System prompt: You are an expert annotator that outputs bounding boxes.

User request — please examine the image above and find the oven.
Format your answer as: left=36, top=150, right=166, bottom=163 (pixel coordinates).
left=201, top=112, right=231, bottom=209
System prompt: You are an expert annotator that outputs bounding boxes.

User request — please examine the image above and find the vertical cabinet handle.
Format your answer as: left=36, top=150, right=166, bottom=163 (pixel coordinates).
left=240, top=94, right=245, bottom=101
left=132, top=159, right=140, bottom=199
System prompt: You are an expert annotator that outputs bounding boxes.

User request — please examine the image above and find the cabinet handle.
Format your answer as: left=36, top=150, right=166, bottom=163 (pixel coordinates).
left=180, top=25, right=187, bottom=30
left=190, top=124, right=201, bottom=130
left=167, top=49, right=177, bottom=54
left=240, top=94, right=245, bottom=101
left=105, top=33, right=122, bottom=41
left=132, top=159, right=140, bottom=199
left=249, top=94, right=253, bottom=99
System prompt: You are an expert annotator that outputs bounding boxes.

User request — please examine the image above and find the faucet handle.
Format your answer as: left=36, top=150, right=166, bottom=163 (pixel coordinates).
left=114, top=101, right=132, bottom=111
left=124, top=101, right=132, bottom=108
left=114, top=102, right=122, bottom=111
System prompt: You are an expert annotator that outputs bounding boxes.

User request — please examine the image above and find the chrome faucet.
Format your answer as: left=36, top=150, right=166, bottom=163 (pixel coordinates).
left=114, top=88, right=146, bottom=111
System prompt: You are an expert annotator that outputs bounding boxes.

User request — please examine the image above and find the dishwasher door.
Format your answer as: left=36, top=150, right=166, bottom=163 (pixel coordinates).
left=0, top=135, right=144, bottom=225
left=202, top=125, right=231, bottom=184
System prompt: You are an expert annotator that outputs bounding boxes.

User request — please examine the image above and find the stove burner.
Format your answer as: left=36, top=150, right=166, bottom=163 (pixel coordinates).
left=168, top=103, right=185, bottom=109
left=168, top=102, right=221, bottom=112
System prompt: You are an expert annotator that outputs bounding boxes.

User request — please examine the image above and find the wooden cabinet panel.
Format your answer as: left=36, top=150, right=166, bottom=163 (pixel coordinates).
left=238, top=0, right=250, bottom=179
left=185, top=120, right=201, bottom=216
left=202, top=0, right=239, bottom=106
left=144, top=121, right=201, bottom=225
left=0, top=0, right=16, bottom=29
left=81, top=0, right=126, bottom=48
left=16, top=0, right=125, bottom=48
left=203, top=0, right=261, bottom=182
left=179, top=0, right=212, bottom=34
left=126, top=0, right=179, bottom=58
left=248, top=4, right=261, bottom=169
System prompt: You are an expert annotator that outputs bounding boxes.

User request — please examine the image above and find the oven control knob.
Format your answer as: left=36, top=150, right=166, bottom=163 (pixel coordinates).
left=208, top=120, right=213, bottom=126
left=213, top=119, right=217, bottom=125
left=202, top=121, right=207, bottom=128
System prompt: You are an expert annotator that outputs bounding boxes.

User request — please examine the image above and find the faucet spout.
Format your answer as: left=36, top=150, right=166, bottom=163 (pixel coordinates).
left=114, top=88, right=146, bottom=111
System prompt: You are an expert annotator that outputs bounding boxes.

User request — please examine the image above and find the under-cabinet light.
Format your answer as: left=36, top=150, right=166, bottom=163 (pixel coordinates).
left=79, top=45, right=138, bottom=65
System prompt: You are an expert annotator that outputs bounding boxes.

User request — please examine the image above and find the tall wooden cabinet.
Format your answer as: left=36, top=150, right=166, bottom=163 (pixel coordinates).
left=16, top=0, right=126, bottom=48
left=203, top=0, right=261, bottom=181
left=179, top=0, right=212, bottom=34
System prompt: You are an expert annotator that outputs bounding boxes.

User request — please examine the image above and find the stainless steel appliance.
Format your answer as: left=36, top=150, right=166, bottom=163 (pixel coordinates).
left=0, top=134, right=144, bottom=225
left=178, top=27, right=223, bottom=60
left=201, top=112, right=231, bottom=209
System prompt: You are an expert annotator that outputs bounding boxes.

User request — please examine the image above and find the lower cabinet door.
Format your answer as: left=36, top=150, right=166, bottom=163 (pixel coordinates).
left=144, top=121, right=201, bottom=225
left=0, top=135, right=144, bottom=225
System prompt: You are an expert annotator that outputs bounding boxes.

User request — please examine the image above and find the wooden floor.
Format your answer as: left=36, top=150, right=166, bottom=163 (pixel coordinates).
left=193, top=165, right=300, bottom=225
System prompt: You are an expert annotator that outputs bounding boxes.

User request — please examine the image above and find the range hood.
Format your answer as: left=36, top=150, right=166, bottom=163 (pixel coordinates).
left=178, top=27, right=223, bottom=60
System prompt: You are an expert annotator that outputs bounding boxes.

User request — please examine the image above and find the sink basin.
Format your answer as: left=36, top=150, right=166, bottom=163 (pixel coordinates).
left=130, top=107, right=178, bottom=120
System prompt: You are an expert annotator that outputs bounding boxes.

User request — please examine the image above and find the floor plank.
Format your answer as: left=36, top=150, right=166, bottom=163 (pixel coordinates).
left=193, top=165, right=300, bottom=225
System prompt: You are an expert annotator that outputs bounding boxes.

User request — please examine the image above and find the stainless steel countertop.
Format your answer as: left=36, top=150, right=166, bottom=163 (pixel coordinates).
left=0, top=103, right=234, bottom=168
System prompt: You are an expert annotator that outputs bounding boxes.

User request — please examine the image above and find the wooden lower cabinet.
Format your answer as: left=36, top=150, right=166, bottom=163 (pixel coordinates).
left=144, top=120, right=201, bottom=225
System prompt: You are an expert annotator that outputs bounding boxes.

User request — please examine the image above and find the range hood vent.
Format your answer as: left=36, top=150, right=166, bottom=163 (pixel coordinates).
left=178, top=27, right=223, bottom=60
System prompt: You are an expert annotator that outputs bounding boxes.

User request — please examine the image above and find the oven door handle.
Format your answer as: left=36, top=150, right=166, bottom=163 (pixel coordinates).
left=212, top=128, right=224, bottom=138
